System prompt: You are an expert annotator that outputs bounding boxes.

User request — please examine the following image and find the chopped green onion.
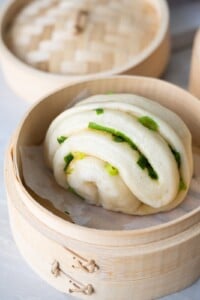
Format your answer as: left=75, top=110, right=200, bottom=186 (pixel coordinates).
left=112, top=135, right=125, bottom=143
left=137, top=155, right=148, bottom=170
left=64, top=210, right=70, bottom=215
left=105, top=163, right=119, bottom=176
left=66, top=167, right=74, bottom=175
left=88, top=122, right=138, bottom=150
left=95, top=108, right=104, bottom=115
left=138, top=116, right=159, bottom=131
left=179, top=178, right=187, bottom=191
left=68, top=186, right=75, bottom=193
left=137, top=154, right=158, bottom=180
left=147, top=167, right=158, bottom=180
left=169, top=146, right=181, bottom=169
left=73, top=152, right=86, bottom=160
left=57, top=136, right=67, bottom=144
left=64, top=153, right=74, bottom=172
left=88, top=122, right=158, bottom=180
left=106, top=91, right=113, bottom=95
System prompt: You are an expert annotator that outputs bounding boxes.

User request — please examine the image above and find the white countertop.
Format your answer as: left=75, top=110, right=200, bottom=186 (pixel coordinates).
left=0, top=1, right=200, bottom=299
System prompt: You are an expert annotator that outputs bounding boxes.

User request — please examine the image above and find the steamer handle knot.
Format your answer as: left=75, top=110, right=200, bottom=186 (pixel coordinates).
left=69, top=282, right=94, bottom=295
left=51, top=260, right=60, bottom=277
left=51, top=260, right=94, bottom=295
left=72, top=258, right=99, bottom=273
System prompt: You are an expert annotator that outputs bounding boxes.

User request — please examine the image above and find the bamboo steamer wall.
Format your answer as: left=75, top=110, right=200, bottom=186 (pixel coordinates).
left=0, top=0, right=170, bottom=102
left=189, top=29, right=200, bottom=99
left=5, top=77, right=200, bottom=300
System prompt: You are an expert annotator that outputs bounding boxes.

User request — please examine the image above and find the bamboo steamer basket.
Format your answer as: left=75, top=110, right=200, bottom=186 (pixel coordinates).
left=0, top=0, right=170, bottom=102
left=5, top=76, right=200, bottom=300
left=189, top=29, right=200, bottom=99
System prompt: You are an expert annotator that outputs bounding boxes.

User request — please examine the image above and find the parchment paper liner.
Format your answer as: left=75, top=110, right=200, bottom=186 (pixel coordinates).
left=20, top=144, right=200, bottom=231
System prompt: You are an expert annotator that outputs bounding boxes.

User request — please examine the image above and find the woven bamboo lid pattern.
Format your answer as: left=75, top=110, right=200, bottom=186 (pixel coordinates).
left=6, top=0, right=159, bottom=75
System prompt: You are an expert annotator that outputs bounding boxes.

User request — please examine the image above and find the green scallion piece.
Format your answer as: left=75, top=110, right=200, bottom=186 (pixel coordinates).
left=137, top=155, right=148, bottom=170
left=138, top=116, right=159, bottom=131
left=88, top=122, right=138, bottom=150
left=137, top=154, right=158, bottom=180
left=147, top=167, right=158, bottom=180
left=169, top=146, right=181, bottom=169
left=105, top=163, right=119, bottom=176
left=64, top=153, right=74, bottom=172
left=112, top=134, right=125, bottom=143
left=68, top=186, right=75, bottom=193
left=73, top=152, right=86, bottom=160
left=179, top=178, right=187, bottom=191
left=95, top=108, right=104, bottom=115
left=66, top=167, right=74, bottom=175
left=57, top=136, right=67, bottom=144
left=88, top=122, right=158, bottom=180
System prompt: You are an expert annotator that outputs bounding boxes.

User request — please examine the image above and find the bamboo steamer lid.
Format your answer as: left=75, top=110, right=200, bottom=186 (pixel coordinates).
left=7, top=0, right=160, bottom=75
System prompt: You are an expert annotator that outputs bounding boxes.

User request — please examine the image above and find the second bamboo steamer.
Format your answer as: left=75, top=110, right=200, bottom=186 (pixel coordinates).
left=0, top=0, right=170, bottom=101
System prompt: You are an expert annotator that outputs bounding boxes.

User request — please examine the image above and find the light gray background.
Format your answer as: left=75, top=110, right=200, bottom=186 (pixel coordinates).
left=0, top=0, right=200, bottom=299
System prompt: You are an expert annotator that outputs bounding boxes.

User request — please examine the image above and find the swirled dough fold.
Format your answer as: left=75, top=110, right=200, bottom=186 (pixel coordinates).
left=44, top=94, right=193, bottom=215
